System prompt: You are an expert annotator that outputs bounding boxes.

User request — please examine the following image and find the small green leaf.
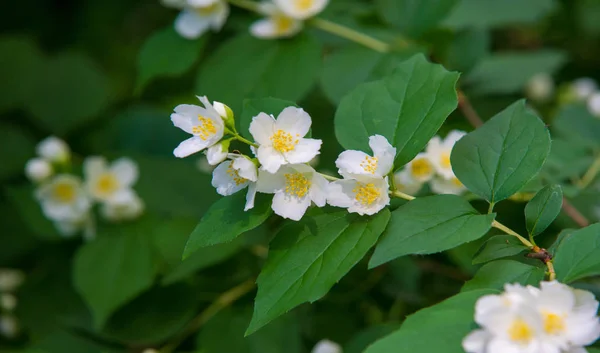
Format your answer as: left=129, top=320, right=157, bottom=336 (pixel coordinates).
left=462, top=260, right=545, bottom=292
left=472, top=235, right=528, bottom=264
left=196, top=34, right=320, bottom=113
left=553, top=223, right=600, bottom=283
left=335, top=54, right=459, bottom=167
left=375, top=0, right=459, bottom=37
left=364, top=290, right=497, bottom=353
left=183, top=192, right=272, bottom=259
left=239, top=98, right=298, bottom=140
left=451, top=100, right=551, bottom=204
left=246, top=209, right=391, bottom=335
left=553, top=104, right=600, bottom=149
left=524, top=185, right=563, bottom=236
left=73, top=224, right=157, bottom=328
left=136, top=26, right=206, bottom=93
left=369, top=195, right=494, bottom=268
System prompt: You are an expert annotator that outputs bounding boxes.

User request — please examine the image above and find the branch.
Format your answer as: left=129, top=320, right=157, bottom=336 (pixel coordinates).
left=561, top=198, right=590, bottom=227
left=457, top=90, right=484, bottom=128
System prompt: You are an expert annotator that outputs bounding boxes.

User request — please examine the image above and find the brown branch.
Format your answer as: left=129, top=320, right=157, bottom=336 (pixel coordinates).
left=561, top=198, right=590, bottom=227
left=458, top=90, right=484, bottom=128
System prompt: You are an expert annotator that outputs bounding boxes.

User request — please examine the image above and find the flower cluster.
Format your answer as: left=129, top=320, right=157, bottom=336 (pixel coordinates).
left=0, top=269, right=25, bottom=339
left=393, top=130, right=467, bottom=196
left=163, top=0, right=329, bottom=40
left=463, top=281, right=600, bottom=353
left=25, top=137, right=144, bottom=239
left=527, top=75, right=600, bottom=118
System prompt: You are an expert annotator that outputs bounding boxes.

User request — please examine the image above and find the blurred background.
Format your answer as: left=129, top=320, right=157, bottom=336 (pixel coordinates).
left=1, top=0, right=600, bottom=352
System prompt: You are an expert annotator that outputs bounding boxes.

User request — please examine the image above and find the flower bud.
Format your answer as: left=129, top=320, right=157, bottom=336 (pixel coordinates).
left=206, top=139, right=231, bottom=166
left=572, top=77, right=597, bottom=101
left=25, top=158, right=53, bottom=182
left=0, top=269, right=24, bottom=292
left=213, top=101, right=235, bottom=130
left=0, top=315, right=18, bottom=338
left=587, top=92, right=600, bottom=118
left=525, top=73, right=554, bottom=103
left=311, top=340, right=342, bottom=353
left=0, top=294, right=17, bottom=312
left=36, top=136, right=70, bottom=163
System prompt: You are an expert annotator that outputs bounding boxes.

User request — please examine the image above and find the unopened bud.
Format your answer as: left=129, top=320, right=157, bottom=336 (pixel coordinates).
left=206, top=140, right=231, bottom=166
left=526, top=73, right=554, bottom=103
left=0, top=269, right=24, bottom=292
left=0, top=294, right=17, bottom=312
left=312, top=339, right=342, bottom=353
left=572, top=77, right=597, bottom=101
left=587, top=92, right=600, bottom=118
left=37, top=136, right=70, bottom=163
left=25, top=158, right=53, bottom=182
left=0, top=315, right=18, bottom=338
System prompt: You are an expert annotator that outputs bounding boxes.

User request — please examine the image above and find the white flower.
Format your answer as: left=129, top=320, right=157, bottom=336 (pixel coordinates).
left=393, top=168, right=423, bottom=195
left=274, top=0, right=329, bottom=20
left=250, top=4, right=303, bottom=39
left=167, top=0, right=229, bottom=40
left=101, top=193, right=145, bottom=222
left=249, top=107, right=322, bottom=173
left=0, top=315, right=18, bottom=338
left=36, top=136, right=70, bottom=163
left=53, top=211, right=95, bottom=239
left=587, top=92, right=600, bottom=118
left=0, top=294, right=17, bottom=312
left=335, top=135, right=395, bottom=179
left=0, top=269, right=24, bottom=292
left=257, top=164, right=328, bottom=221
left=206, top=140, right=229, bottom=165
left=526, top=73, right=554, bottom=103
left=211, top=155, right=258, bottom=211
left=172, top=96, right=226, bottom=158
left=36, top=174, right=91, bottom=222
left=25, top=158, right=53, bottom=182
left=404, top=152, right=435, bottom=183
left=311, top=339, right=342, bottom=353
left=327, top=176, right=390, bottom=216
left=84, top=156, right=139, bottom=204
left=425, top=130, right=465, bottom=180
left=572, top=78, right=597, bottom=101
left=430, top=176, right=466, bottom=195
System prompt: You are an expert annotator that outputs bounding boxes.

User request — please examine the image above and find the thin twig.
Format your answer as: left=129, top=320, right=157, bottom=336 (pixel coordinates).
left=457, top=90, right=484, bottom=128
left=492, top=220, right=533, bottom=248
left=561, top=198, right=590, bottom=227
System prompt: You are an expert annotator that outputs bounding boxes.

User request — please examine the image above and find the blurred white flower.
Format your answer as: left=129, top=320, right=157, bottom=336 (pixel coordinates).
left=0, top=315, right=18, bottom=338
left=587, top=92, right=600, bottom=118
left=212, top=155, right=258, bottom=211
left=327, top=176, right=390, bottom=216
left=101, top=193, right=145, bottom=222
left=335, top=135, right=395, bottom=179
left=526, top=73, right=554, bottom=103
left=250, top=3, right=302, bottom=39
left=25, top=157, right=53, bottom=182
left=53, top=211, right=95, bottom=239
left=425, top=130, right=465, bottom=180
left=0, top=294, right=17, bottom=312
left=36, top=174, right=91, bottom=223
left=196, top=156, right=216, bottom=174
left=312, top=339, right=342, bottom=353
left=404, top=153, right=435, bottom=183
left=0, top=269, right=24, bottom=292
left=274, top=0, right=329, bottom=20
left=572, top=77, right=597, bottom=101
left=164, top=0, right=229, bottom=39
left=430, top=176, right=466, bottom=195
left=249, top=107, right=321, bottom=173
left=257, top=163, right=328, bottom=220
left=393, top=168, right=423, bottom=195
left=84, top=156, right=139, bottom=204
left=171, top=96, right=226, bottom=158
left=36, top=136, right=70, bottom=164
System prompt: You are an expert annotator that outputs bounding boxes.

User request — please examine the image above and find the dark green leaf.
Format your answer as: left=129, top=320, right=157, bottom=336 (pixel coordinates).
left=525, top=184, right=563, bottom=236
left=553, top=223, right=600, bottom=283
left=451, top=100, right=551, bottom=204
left=370, top=195, right=494, bottom=268
left=553, top=104, right=600, bottom=149
left=246, top=209, right=391, bottom=335
left=0, top=123, right=35, bottom=182
left=462, top=260, right=545, bottom=292
left=239, top=98, right=298, bottom=140
left=472, top=235, right=528, bottom=264
left=335, top=54, right=459, bottom=167
left=445, top=29, right=490, bottom=73
left=376, top=0, right=459, bottom=37
left=4, top=186, right=61, bottom=240
left=344, top=324, right=400, bottom=353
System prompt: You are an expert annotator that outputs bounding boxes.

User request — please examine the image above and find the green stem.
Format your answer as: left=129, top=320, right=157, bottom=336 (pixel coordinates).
left=390, top=190, right=415, bottom=201
left=491, top=220, right=533, bottom=248
left=576, top=153, right=600, bottom=190
left=488, top=202, right=495, bottom=214
left=318, top=172, right=340, bottom=181
left=234, top=134, right=259, bottom=148
left=308, top=17, right=391, bottom=53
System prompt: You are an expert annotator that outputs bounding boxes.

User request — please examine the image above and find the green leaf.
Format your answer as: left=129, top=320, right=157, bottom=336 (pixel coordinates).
left=196, top=34, right=321, bottom=113
left=442, top=0, right=557, bottom=29
left=27, top=53, right=111, bottom=135
left=553, top=104, right=600, bottom=149
left=344, top=324, right=401, bottom=353
left=472, top=235, right=528, bottom=264
left=553, top=223, right=600, bottom=283
left=73, top=224, right=157, bottom=328
left=451, top=100, right=551, bottom=204
left=462, top=260, right=545, bottom=292
left=364, top=290, right=496, bottom=353
left=183, top=192, right=272, bottom=259
left=136, top=26, right=205, bottom=93
left=4, top=186, right=61, bottom=240
left=335, top=54, right=459, bottom=167
left=524, top=184, right=563, bottom=236
left=239, top=98, right=298, bottom=140
left=444, top=29, right=490, bottom=73
left=464, top=50, right=566, bottom=95
left=246, top=208, right=391, bottom=335
left=369, top=195, right=494, bottom=268
left=375, top=0, right=459, bottom=37
left=0, top=123, right=35, bottom=182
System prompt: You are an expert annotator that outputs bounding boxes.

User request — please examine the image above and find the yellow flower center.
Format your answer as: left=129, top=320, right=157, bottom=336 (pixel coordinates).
left=284, top=173, right=311, bottom=198
left=440, top=152, right=451, bottom=169
left=508, top=319, right=534, bottom=343
left=96, top=173, right=119, bottom=196
left=295, top=0, right=314, bottom=10
left=271, top=129, right=299, bottom=153
left=360, top=156, right=378, bottom=174
left=196, top=3, right=219, bottom=16
left=353, top=182, right=380, bottom=206
left=543, top=312, right=565, bottom=335
left=410, top=158, right=433, bottom=178
left=226, top=164, right=247, bottom=186
left=53, top=183, right=76, bottom=203
left=192, top=115, right=218, bottom=141
left=274, top=15, right=294, bottom=34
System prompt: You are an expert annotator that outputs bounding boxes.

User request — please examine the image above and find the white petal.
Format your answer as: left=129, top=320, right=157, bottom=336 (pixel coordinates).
left=173, top=136, right=210, bottom=158
left=486, top=339, right=521, bottom=353
left=285, top=138, right=321, bottom=164
left=175, top=10, right=211, bottom=39
left=273, top=0, right=329, bottom=20
left=393, top=169, right=423, bottom=195
left=206, top=144, right=228, bottom=165
left=271, top=191, right=311, bottom=221
left=208, top=1, right=229, bottom=30
left=443, top=130, right=466, bottom=148
left=231, top=156, right=258, bottom=181
left=249, top=112, right=276, bottom=145
left=326, top=179, right=356, bottom=209
left=573, top=77, right=597, bottom=100
left=462, top=329, right=489, bottom=353
left=275, top=107, right=311, bottom=137
left=538, top=281, right=575, bottom=313
left=311, top=339, right=342, bottom=353
left=309, top=172, right=328, bottom=207
left=25, top=158, right=53, bottom=182
left=250, top=18, right=279, bottom=39
left=430, top=176, right=465, bottom=195
left=109, top=188, right=137, bottom=204
left=37, top=136, right=70, bottom=163
left=211, top=161, right=248, bottom=196
left=244, top=182, right=257, bottom=211
left=405, top=153, right=435, bottom=183
left=256, top=168, right=286, bottom=193
left=250, top=16, right=302, bottom=39
left=212, top=101, right=228, bottom=119
left=335, top=150, right=371, bottom=178
left=172, top=104, right=205, bottom=133
left=573, top=288, right=599, bottom=314
left=257, top=146, right=286, bottom=173
left=187, top=0, right=219, bottom=7
left=346, top=177, right=389, bottom=216
left=83, top=156, right=107, bottom=180
left=369, top=135, right=396, bottom=176
left=111, top=158, right=139, bottom=186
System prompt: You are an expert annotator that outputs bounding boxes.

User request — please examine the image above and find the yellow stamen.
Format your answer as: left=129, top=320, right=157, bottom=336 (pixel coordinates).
left=360, top=156, right=378, bottom=174
left=508, top=319, right=534, bottom=343
left=274, top=16, right=294, bottom=34
left=96, top=173, right=119, bottom=196
left=53, top=183, right=76, bottom=203
left=440, top=152, right=451, bottom=169
left=284, top=173, right=311, bottom=198
left=410, top=158, right=433, bottom=178
left=271, top=129, right=299, bottom=153
left=353, top=182, right=380, bottom=206
left=192, top=115, right=218, bottom=141
left=226, top=164, right=247, bottom=186
left=196, top=3, right=219, bottom=16
left=295, top=0, right=314, bottom=10
left=543, top=312, right=565, bottom=335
